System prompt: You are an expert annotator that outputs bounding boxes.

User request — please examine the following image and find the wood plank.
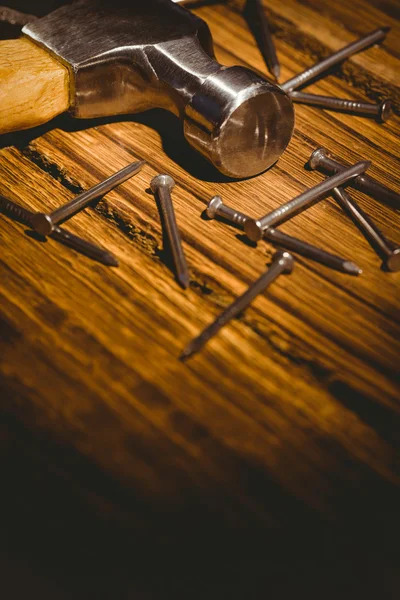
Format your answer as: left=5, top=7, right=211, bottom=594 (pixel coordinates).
left=0, top=0, right=399, bottom=596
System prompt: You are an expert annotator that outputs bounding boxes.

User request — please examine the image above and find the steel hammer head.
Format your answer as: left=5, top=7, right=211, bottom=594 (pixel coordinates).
left=23, top=0, right=294, bottom=178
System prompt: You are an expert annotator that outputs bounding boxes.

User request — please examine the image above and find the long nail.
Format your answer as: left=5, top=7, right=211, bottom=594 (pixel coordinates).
left=308, top=148, right=400, bottom=210
left=30, top=160, right=145, bottom=235
left=281, top=27, right=389, bottom=92
left=290, top=91, right=392, bottom=122
left=0, top=7, right=38, bottom=26
left=0, top=195, right=118, bottom=266
left=264, top=228, right=361, bottom=274
left=249, top=0, right=281, bottom=79
left=206, top=196, right=361, bottom=274
left=51, top=227, right=119, bottom=266
left=332, top=187, right=400, bottom=272
left=150, top=174, right=190, bottom=289
left=244, top=160, right=370, bottom=241
left=180, top=250, right=294, bottom=361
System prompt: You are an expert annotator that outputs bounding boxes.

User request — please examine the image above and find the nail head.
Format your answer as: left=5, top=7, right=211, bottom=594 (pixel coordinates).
left=244, top=218, right=264, bottom=242
left=150, top=174, right=175, bottom=193
left=30, top=212, right=54, bottom=236
left=275, top=250, right=295, bottom=274
left=379, top=99, right=393, bottom=123
left=386, top=247, right=400, bottom=272
left=206, top=196, right=223, bottom=219
left=308, top=147, right=329, bottom=170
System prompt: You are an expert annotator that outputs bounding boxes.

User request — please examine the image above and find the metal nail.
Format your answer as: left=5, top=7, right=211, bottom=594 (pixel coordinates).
left=180, top=250, right=294, bottom=361
left=0, top=195, right=118, bottom=266
left=308, top=147, right=400, bottom=210
left=332, top=187, right=400, bottom=272
left=50, top=227, right=119, bottom=266
left=264, top=228, right=361, bottom=274
left=30, top=160, right=145, bottom=236
left=206, top=196, right=248, bottom=227
left=0, top=7, right=38, bottom=26
left=244, top=160, right=370, bottom=241
left=281, top=27, right=390, bottom=92
left=150, top=174, right=190, bottom=289
left=249, top=0, right=280, bottom=80
left=206, top=196, right=361, bottom=274
left=0, top=194, right=33, bottom=226
left=290, top=91, right=392, bottom=122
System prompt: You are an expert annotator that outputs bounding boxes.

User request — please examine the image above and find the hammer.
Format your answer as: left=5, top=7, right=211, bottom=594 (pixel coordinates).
left=0, top=0, right=294, bottom=178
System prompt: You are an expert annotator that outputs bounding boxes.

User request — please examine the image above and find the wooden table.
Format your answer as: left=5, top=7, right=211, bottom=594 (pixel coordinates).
left=1, top=1, right=399, bottom=597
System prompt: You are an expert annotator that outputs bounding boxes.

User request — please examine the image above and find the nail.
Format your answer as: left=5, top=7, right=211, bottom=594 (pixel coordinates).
left=265, top=228, right=361, bottom=274
left=150, top=174, right=190, bottom=289
left=332, top=187, right=400, bottom=272
left=30, top=160, right=145, bottom=236
left=207, top=196, right=361, bottom=274
left=250, top=0, right=281, bottom=79
left=244, top=160, right=370, bottom=241
left=308, top=148, right=400, bottom=210
left=50, top=228, right=119, bottom=266
left=0, top=7, right=38, bottom=26
left=0, top=194, right=33, bottom=226
left=206, top=196, right=248, bottom=227
left=281, top=27, right=390, bottom=92
left=180, top=250, right=294, bottom=361
left=0, top=195, right=118, bottom=266
left=290, top=91, right=392, bottom=122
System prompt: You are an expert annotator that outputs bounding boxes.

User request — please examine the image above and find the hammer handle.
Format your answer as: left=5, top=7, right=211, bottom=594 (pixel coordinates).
left=0, top=38, right=70, bottom=135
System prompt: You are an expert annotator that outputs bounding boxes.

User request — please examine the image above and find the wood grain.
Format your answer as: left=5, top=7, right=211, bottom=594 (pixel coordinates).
left=0, top=37, right=69, bottom=134
left=0, top=1, right=399, bottom=598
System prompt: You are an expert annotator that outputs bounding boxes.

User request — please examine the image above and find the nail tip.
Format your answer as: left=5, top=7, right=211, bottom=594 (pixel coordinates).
left=344, top=261, right=362, bottom=275
left=179, top=348, right=192, bottom=362
left=271, top=65, right=281, bottom=81
left=106, top=256, right=119, bottom=267
left=178, top=275, right=190, bottom=289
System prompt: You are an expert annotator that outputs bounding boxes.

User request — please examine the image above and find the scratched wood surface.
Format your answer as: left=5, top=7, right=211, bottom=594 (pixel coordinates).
left=0, top=1, right=399, bottom=598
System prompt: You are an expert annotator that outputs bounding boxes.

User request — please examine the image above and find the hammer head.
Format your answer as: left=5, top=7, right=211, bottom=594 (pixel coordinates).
left=184, top=66, right=294, bottom=178
left=23, top=0, right=294, bottom=178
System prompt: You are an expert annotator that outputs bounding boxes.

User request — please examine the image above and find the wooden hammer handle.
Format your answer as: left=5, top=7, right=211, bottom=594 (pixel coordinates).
left=0, top=38, right=70, bottom=135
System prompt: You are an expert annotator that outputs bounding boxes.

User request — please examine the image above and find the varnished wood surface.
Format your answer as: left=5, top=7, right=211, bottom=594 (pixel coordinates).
left=0, top=1, right=399, bottom=598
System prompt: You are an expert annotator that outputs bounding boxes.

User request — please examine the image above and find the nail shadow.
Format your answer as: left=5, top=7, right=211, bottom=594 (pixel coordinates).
left=236, top=233, right=257, bottom=248
left=303, top=159, right=314, bottom=171
left=24, top=229, right=47, bottom=243
left=201, top=212, right=259, bottom=247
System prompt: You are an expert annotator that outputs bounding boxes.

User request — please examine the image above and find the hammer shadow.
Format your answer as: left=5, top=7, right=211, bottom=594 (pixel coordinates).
left=0, top=109, right=234, bottom=184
